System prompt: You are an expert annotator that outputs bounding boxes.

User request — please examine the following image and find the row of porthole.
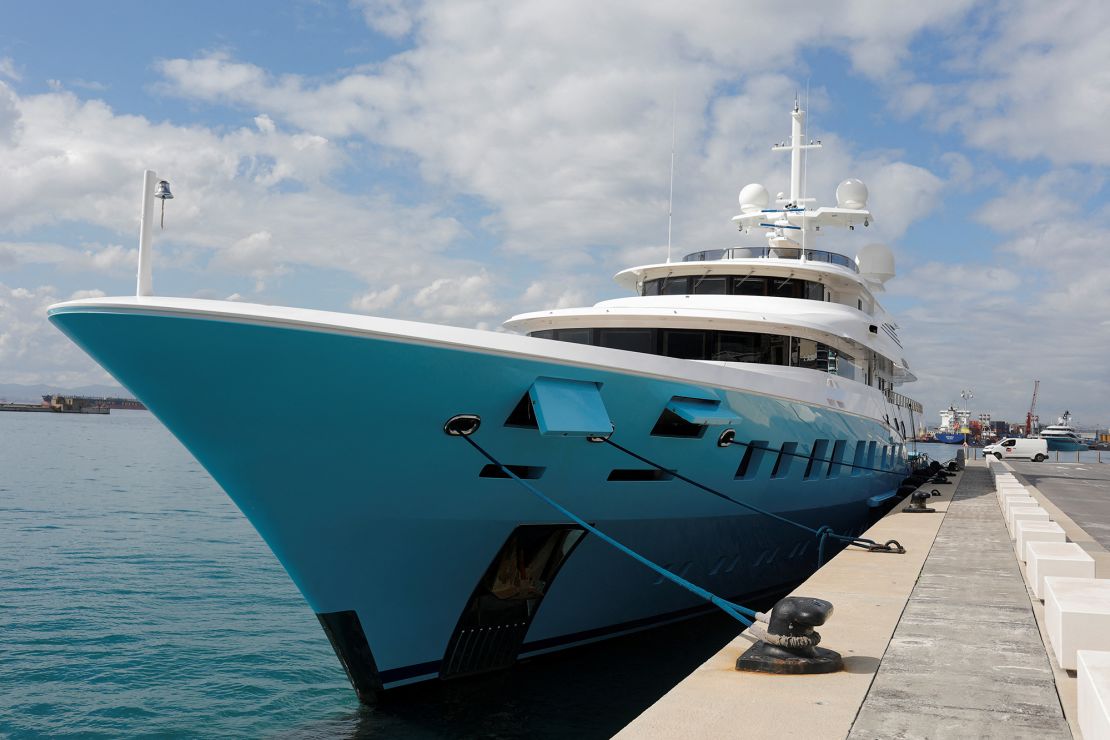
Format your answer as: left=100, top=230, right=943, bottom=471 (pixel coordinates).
left=738, top=439, right=905, bottom=481
left=478, top=439, right=905, bottom=482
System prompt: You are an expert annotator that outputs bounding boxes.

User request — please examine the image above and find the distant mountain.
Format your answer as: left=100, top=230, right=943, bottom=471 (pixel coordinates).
left=0, top=382, right=133, bottom=403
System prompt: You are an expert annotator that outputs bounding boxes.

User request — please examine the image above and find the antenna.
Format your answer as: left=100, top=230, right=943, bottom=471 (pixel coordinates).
left=666, top=93, right=676, bottom=264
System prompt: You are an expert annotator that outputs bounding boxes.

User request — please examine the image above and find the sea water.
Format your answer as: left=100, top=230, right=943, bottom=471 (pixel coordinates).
left=0, top=411, right=741, bottom=738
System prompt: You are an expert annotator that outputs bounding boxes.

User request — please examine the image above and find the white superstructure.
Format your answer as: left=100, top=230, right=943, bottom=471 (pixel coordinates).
left=506, top=101, right=919, bottom=424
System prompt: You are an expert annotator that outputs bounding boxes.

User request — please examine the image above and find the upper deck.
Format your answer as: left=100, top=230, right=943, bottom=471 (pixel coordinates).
left=613, top=247, right=867, bottom=296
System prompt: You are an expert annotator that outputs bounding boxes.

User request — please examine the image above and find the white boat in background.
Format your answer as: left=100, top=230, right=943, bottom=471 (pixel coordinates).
left=1041, top=411, right=1088, bottom=451
left=48, top=103, right=922, bottom=701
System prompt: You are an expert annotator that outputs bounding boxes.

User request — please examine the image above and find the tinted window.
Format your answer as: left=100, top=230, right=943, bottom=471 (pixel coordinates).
left=556, top=328, right=591, bottom=344
left=642, top=279, right=662, bottom=296
left=732, top=276, right=766, bottom=296
left=804, top=282, right=824, bottom=301
left=771, top=279, right=800, bottom=298
left=531, top=330, right=556, bottom=339
left=662, top=330, right=707, bottom=359
left=715, top=332, right=763, bottom=363
left=711, top=332, right=791, bottom=365
left=661, top=276, right=689, bottom=295
left=597, top=328, right=654, bottom=353
left=691, top=276, right=728, bottom=295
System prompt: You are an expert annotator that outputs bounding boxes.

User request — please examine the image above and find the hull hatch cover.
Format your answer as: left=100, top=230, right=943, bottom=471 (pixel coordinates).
left=441, top=524, right=585, bottom=679
left=666, top=396, right=740, bottom=426
left=527, top=377, right=611, bottom=437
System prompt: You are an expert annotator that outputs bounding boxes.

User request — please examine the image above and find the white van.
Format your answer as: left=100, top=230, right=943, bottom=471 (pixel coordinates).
left=983, top=437, right=1049, bottom=462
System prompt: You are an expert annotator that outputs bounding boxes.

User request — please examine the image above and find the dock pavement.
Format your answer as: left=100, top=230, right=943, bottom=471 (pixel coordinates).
left=617, top=462, right=1078, bottom=739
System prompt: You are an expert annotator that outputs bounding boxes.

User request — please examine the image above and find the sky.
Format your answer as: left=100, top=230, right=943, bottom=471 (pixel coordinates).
left=0, top=0, right=1108, bottom=429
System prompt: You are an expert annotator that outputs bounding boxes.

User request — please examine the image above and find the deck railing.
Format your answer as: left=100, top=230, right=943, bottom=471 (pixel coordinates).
left=682, top=247, right=858, bottom=273
left=885, top=390, right=923, bottom=413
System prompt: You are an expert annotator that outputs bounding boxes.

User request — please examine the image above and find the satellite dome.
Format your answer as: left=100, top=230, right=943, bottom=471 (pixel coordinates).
left=856, top=243, right=895, bottom=285
left=738, top=183, right=770, bottom=214
left=836, top=178, right=868, bottom=210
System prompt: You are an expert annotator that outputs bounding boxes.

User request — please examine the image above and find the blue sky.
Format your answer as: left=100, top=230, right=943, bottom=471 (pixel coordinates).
left=1, top=0, right=1108, bottom=429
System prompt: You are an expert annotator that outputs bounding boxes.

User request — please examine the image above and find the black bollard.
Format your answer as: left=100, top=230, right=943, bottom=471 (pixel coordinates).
left=736, top=596, right=843, bottom=675
left=903, top=490, right=935, bottom=513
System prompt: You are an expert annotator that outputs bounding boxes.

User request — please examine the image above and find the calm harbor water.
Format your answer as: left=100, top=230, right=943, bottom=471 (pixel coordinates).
left=0, top=410, right=743, bottom=738
left=6, top=413, right=1093, bottom=737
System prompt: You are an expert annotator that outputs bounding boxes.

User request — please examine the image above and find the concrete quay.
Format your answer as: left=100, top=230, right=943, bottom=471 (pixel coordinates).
left=617, top=462, right=1076, bottom=739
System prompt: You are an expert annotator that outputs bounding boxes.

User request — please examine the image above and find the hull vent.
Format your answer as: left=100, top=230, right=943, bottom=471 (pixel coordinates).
left=441, top=524, right=585, bottom=680
left=442, top=622, right=530, bottom=677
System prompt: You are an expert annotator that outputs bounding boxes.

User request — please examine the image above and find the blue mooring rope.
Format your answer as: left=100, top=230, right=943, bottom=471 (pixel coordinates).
left=460, top=434, right=757, bottom=627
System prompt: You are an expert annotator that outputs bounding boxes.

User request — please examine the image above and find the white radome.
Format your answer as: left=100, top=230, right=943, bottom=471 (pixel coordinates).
left=738, top=183, right=770, bottom=214
left=836, top=178, right=868, bottom=210
left=856, top=243, right=895, bottom=285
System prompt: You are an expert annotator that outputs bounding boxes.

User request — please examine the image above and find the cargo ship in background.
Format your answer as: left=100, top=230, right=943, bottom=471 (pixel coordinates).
left=0, top=394, right=146, bottom=414
left=934, top=406, right=968, bottom=444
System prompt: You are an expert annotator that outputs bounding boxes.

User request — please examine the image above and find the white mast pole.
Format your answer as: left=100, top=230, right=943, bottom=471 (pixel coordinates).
left=666, top=95, right=676, bottom=264
left=136, top=169, right=157, bottom=297
left=789, top=101, right=803, bottom=204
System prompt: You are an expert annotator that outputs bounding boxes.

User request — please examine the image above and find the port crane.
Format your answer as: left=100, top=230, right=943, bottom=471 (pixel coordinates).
left=1026, top=380, right=1040, bottom=436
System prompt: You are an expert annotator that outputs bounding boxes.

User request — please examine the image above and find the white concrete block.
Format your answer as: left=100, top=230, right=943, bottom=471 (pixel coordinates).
left=1078, top=650, right=1110, bottom=740
left=1010, top=508, right=1051, bottom=540
left=1015, top=520, right=1064, bottom=560
left=1028, top=542, right=1095, bottom=599
left=1002, top=493, right=1035, bottom=508
left=999, top=490, right=1030, bottom=506
left=1045, top=577, right=1110, bottom=670
left=1003, top=497, right=1036, bottom=519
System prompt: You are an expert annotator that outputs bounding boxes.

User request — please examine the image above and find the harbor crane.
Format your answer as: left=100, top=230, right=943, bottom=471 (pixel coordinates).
left=1026, top=380, right=1040, bottom=436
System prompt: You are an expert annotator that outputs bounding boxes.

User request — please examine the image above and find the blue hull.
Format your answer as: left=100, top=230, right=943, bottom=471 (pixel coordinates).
left=934, top=433, right=965, bottom=444
left=1045, top=438, right=1088, bottom=452
left=49, top=306, right=908, bottom=698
